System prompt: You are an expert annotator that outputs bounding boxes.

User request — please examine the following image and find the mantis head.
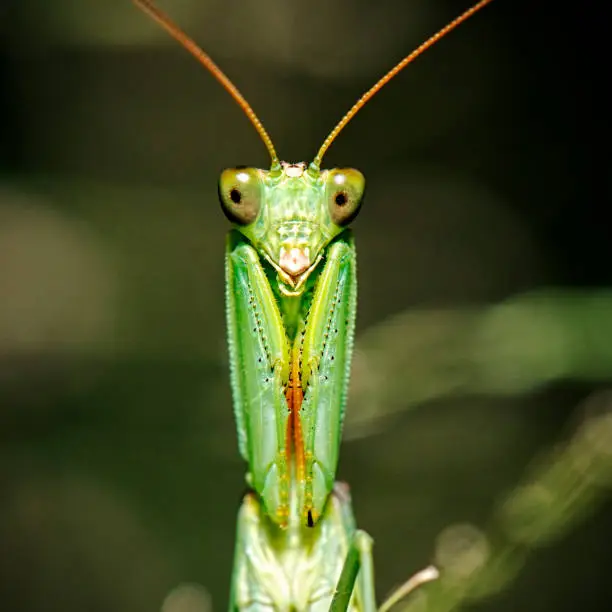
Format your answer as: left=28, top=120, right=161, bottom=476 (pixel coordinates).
left=218, top=163, right=364, bottom=295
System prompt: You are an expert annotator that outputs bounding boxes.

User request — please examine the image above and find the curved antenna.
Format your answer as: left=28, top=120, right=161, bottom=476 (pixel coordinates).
left=133, top=0, right=280, bottom=169
left=311, top=0, right=494, bottom=170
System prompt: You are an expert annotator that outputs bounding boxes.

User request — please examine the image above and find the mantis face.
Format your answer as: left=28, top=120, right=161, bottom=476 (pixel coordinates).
left=219, top=162, right=365, bottom=296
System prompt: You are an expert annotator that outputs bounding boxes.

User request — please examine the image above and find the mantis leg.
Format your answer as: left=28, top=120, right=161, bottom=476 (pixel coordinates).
left=300, top=234, right=357, bottom=522
left=377, top=566, right=439, bottom=612
left=325, top=481, right=376, bottom=612
left=329, top=530, right=376, bottom=612
left=225, top=231, right=292, bottom=525
left=329, top=525, right=439, bottom=612
left=328, top=480, right=439, bottom=612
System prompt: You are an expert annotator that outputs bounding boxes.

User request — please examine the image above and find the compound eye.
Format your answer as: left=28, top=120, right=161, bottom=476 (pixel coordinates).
left=218, top=167, right=262, bottom=225
left=326, top=168, right=365, bottom=226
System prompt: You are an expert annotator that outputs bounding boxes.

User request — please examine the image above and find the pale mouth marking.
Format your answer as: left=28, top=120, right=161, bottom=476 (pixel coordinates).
left=263, top=250, right=322, bottom=295
left=279, top=246, right=311, bottom=277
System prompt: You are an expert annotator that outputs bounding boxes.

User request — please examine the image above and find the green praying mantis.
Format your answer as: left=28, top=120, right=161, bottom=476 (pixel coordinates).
left=133, top=1, right=494, bottom=609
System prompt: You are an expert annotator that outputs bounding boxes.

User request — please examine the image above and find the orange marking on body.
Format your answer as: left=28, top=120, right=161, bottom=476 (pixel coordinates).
left=285, top=350, right=306, bottom=483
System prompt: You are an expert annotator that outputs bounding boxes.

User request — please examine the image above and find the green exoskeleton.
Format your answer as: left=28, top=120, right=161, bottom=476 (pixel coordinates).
left=133, top=1, right=494, bottom=609
left=222, top=160, right=363, bottom=527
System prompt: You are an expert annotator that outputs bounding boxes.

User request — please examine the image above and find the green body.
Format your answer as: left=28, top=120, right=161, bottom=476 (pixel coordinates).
left=223, top=162, right=363, bottom=528
left=222, top=162, right=373, bottom=610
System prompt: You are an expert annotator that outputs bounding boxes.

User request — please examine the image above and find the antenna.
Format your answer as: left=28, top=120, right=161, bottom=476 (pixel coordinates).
left=133, top=0, right=280, bottom=169
left=311, top=0, right=494, bottom=170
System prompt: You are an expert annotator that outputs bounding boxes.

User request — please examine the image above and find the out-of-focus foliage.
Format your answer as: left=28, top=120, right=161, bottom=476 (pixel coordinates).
left=0, top=1, right=605, bottom=611
left=399, top=391, right=612, bottom=611
left=348, top=289, right=612, bottom=437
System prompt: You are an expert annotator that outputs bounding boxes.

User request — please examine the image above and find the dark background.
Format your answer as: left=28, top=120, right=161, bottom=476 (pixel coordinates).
left=1, top=1, right=608, bottom=611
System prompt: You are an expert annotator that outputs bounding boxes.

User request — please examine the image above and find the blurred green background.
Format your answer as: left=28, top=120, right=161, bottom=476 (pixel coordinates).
left=1, top=1, right=608, bottom=611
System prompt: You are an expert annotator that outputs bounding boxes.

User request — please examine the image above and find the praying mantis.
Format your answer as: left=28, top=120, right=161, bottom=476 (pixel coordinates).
left=132, top=1, right=494, bottom=610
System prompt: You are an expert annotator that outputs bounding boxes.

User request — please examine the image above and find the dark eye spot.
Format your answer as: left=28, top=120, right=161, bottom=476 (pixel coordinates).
left=334, top=191, right=348, bottom=206
left=230, top=188, right=242, bottom=204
